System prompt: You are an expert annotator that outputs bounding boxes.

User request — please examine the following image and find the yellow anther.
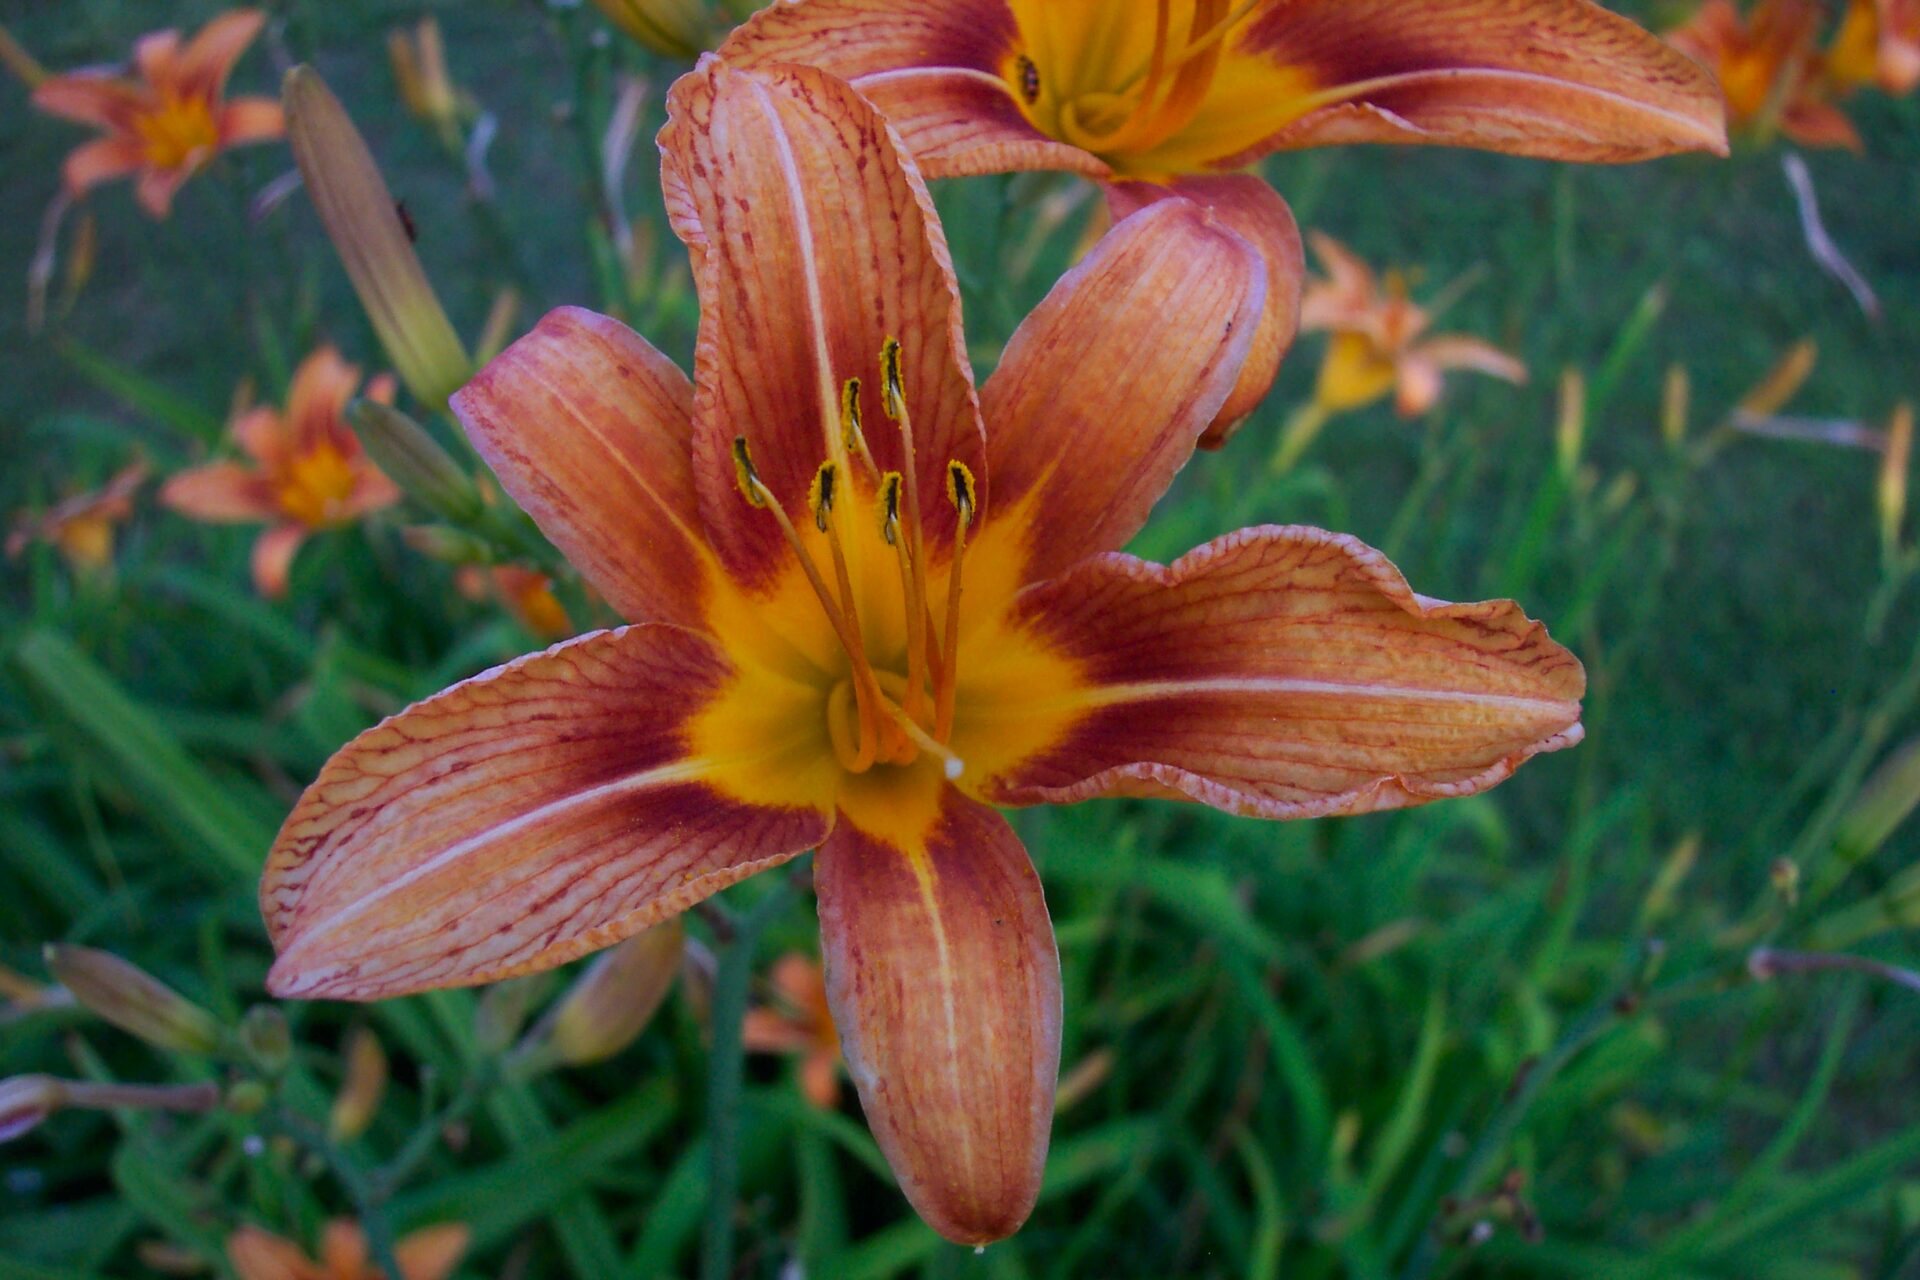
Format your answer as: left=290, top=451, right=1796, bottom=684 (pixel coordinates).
left=731, top=436, right=766, bottom=508
left=877, top=471, right=903, bottom=546
left=808, top=461, right=838, bottom=533
left=945, top=461, right=976, bottom=526
left=880, top=337, right=905, bottom=420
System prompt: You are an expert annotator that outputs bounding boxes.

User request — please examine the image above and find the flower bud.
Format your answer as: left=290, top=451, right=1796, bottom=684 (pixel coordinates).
left=1735, top=340, right=1816, bottom=420
left=1879, top=404, right=1912, bottom=562
left=0, top=1075, right=61, bottom=1142
left=1769, top=857, right=1801, bottom=906
left=587, top=0, right=712, bottom=59
left=329, top=1026, right=388, bottom=1141
left=548, top=917, right=685, bottom=1066
left=44, top=944, right=222, bottom=1055
left=388, top=17, right=464, bottom=138
left=405, top=525, right=497, bottom=566
left=349, top=401, right=483, bottom=524
left=239, top=1005, right=292, bottom=1076
left=226, top=1079, right=271, bottom=1117
left=474, top=975, right=546, bottom=1056
left=1836, top=737, right=1920, bottom=870
left=1555, top=368, right=1586, bottom=482
left=284, top=66, right=471, bottom=408
left=1661, top=364, right=1690, bottom=449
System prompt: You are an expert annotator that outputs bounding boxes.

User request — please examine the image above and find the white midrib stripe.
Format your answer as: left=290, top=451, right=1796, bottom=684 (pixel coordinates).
left=1078, top=675, right=1577, bottom=716
left=851, top=66, right=1014, bottom=95
left=279, top=756, right=714, bottom=964
left=747, top=76, right=849, bottom=476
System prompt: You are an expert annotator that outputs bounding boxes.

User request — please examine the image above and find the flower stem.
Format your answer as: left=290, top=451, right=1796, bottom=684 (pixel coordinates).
left=702, top=865, right=807, bottom=1280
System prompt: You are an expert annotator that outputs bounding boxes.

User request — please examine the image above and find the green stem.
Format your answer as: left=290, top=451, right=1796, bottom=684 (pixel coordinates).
left=702, top=865, right=807, bottom=1280
left=265, top=1109, right=407, bottom=1280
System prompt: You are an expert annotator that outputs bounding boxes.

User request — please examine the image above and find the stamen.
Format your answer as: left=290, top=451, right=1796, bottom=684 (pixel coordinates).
left=935, top=461, right=975, bottom=742
left=734, top=439, right=882, bottom=768
left=877, top=471, right=902, bottom=545
left=879, top=342, right=938, bottom=727
left=808, top=460, right=837, bottom=534
left=731, top=436, right=767, bottom=508
left=840, top=377, right=881, bottom=482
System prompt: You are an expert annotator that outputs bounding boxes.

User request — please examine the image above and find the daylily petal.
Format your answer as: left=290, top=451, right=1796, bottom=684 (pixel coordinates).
left=1105, top=174, right=1304, bottom=447
left=225, top=1227, right=322, bottom=1280
left=1413, top=334, right=1527, bottom=382
left=800, top=1049, right=842, bottom=1109
left=133, top=30, right=183, bottom=90
left=985, top=526, right=1585, bottom=818
left=1300, top=231, right=1382, bottom=330
left=816, top=789, right=1059, bottom=1245
left=342, top=464, right=403, bottom=519
left=1171, top=0, right=1728, bottom=172
left=262, top=626, right=832, bottom=1001
left=160, top=462, right=278, bottom=522
left=1781, top=100, right=1864, bottom=150
left=393, top=1223, right=470, bottom=1280
left=660, top=58, right=985, bottom=589
left=63, top=136, right=145, bottom=197
left=450, top=307, right=713, bottom=628
left=31, top=73, right=145, bottom=131
left=175, top=9, right=267, bottom=102
left=285, top=347, right=361, bottom=454
left=231, top=406, right=288, bottom=468
left=1394, top=356, right=1445, bottom=418
left=135, top=165, right=192, bottom=219
left=219, top=96, right=286, bottom=145
left=979, top=197, right=1264, bottom=585
left=719, top=0, right=1106, bottom=180
left=251, top=522, right=307, bottom=599
left=742, top=1009, right=815, bottom=1053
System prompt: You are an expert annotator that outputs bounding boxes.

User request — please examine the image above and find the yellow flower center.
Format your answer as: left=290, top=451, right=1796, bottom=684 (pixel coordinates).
left=274, top=442, right=360, bottom=528
left=134, top=94, right=220, bottom=171
left=54, top=514, right=117, bottom=572
left=1314, top=332, right=1400, bottom=414
left=726, top=343, right=976, bottom=782
left=1006, top=0, right=1300, bottom=174
left=690, top=342, right=1083, bottom=846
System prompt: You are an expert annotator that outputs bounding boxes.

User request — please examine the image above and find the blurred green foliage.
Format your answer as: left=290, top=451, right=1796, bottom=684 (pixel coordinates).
left=3, top=2, right=1920, bottom=1278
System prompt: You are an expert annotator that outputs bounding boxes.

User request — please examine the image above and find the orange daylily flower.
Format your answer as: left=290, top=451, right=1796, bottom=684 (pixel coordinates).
left=259, top=60, right=1584, bottom=1245
left=30, top=9, right=283, bottom=218
left=743, top=952, right=844, bottom=1109
left=456, top=564, right=572, bottom=638
left=1832, top=0, right=1920, bottom=95
left=227, top=1220, right=467, bottom=1280
left=161, top=347, right=400, bottom=599
left=1667, top=0, right=1863, bottom=148
left=6, top=459, right=147, bottom=576
left=1302, top=233, right=1527, bottom=419
left=722, top=0, right=1726, bottom=444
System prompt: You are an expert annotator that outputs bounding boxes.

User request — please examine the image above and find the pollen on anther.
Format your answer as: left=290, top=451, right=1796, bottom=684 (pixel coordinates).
left=880, top=338, right=905, bottom=420
left=945, top=460, right=977, bottom=525
left=731, top=436, right=766, bottom=508
left=809, top=461, right=838, bottom=533
left=840, top=377, right=864, bottom=451
left=877, top=471, right=903, bottom=545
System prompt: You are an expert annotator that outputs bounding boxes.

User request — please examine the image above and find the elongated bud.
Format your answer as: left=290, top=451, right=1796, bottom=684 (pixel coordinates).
left=587, top=0, right=711, bottom=60
left=1636, top=834, right=1700, bottom=931
left=474, top=288, right=521, bottom=366
left=475, top=975, right=546, bottom=1055
left=1837, top=737, right=1920, bottom=870
left=239, top=1006, right=292, bottom=1076
left=284, top=66, right=471, bottom=408
left=44, top=945, right=222, bottom=1055
left=1736, top=340, right=1817, bottom=420
left=1879, top=404, right=1912, bottom=561
left=548, top=917, right=685, bottom=1066
left=1661, top=364, right=1690, bottom=449
left=1555, top=368, right=1586, bottom=482
left=349, top=401, right=482, bottom=523
left=403, top=524, right=496, bottom=565
left=0, top=1075, right=60, bottom=1142
left=329, top=1026, right=387, bottom=1141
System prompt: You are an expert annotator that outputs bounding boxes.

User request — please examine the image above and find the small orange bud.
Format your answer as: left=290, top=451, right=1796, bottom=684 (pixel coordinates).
left=329, top=1026, right=388, bottom=1141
